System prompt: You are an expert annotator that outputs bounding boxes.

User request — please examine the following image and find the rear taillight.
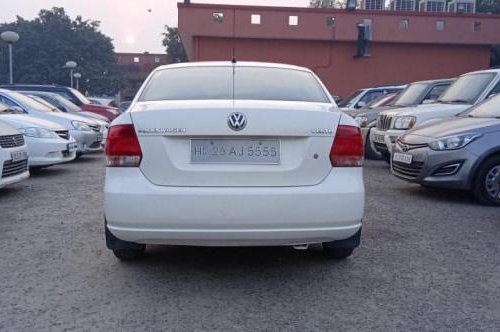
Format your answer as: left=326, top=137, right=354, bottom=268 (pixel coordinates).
left=330, top=125, right=364, bottom=167
left=105, top=124, right=142, bottom=167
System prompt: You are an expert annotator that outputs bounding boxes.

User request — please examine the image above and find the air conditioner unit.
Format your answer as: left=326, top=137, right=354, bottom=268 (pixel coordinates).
left=361, top=0, right=385, bottom=10
left=448, top=0, right=476, bottom=13
left=390, top=0, right=417, bottom=11
left=419, top=0, right=446, bottom=12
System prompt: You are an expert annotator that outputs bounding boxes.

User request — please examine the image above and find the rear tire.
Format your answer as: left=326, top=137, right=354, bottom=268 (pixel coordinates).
left=113, top=248, right=146, bottom=261
left=473, top=156, right=500, bottom=206
left=365, top=130, right=382, bottom=160
left=323, top=247, right=354, bottom=259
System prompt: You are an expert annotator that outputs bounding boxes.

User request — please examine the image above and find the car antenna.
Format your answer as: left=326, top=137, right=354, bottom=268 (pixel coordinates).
left=231, top=54, right=237, bottom=100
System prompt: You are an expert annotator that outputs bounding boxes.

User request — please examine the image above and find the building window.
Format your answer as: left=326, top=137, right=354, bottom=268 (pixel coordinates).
left=288, top=16, right=298, bottom=26
left=436, top=20, right=445, bottom=31
left=399, top=19, right=409, bottom=30
left=133, top=57, right=140, bottom=63
left=251, top=14, right=261, bottom=25
left=213, top=12, right=224, bottom=23
left=326, top=17, right=335, bottom=27
left=155, top=57, right=160, bottom=63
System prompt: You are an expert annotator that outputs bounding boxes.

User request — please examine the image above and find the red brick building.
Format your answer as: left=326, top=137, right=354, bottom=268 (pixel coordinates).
left=115, top=52, right=170, bottom=100
left=178, top=2, right=500, bottom=97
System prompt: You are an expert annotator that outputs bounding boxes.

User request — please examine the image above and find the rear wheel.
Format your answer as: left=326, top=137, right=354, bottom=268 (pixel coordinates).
left=323, top=247, right=354, bottom=259
left=473, top=156, right=500, bottom=206
left=365, top=129, right=382, bottom=160
left=113, top=248, right=146, bottom=261
left=105, top=222, right=146, bottom=261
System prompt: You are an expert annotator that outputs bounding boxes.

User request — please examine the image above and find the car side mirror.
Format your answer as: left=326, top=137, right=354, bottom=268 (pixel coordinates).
left=487, top=93, right=497, bottom=99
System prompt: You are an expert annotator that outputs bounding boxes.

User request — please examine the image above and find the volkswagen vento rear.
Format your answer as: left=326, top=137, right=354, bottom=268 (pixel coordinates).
left=104, top=62, right=365, bottom=261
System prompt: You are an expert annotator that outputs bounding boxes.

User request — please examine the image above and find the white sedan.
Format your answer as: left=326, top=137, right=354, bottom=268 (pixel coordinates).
left=0, top=120, right=29, bottom=189
left=0, top=103, right=77, bottom=167
left=104, top=62, right=365, bottom=261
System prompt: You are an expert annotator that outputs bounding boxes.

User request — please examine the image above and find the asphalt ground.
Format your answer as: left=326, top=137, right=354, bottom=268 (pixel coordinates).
left=0, top=155, right=499, bottom=331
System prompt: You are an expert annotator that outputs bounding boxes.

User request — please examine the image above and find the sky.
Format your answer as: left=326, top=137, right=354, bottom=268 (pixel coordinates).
left=0, top=1, right=310, bottom=53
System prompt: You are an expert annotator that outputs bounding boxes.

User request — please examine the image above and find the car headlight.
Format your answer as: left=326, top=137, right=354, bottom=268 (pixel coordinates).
left=71, top=120, right=92, bottom=131
left=393, top=116, right=416, bottom=130
left=355, top=115, right=368, bottom=128
left=428, top=133, right=482, bottom=151
left=19, top=127, right=59, bottom=139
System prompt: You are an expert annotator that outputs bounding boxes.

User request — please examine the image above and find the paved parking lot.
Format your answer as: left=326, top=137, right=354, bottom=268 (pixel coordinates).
left=0, top=155, right=499, bottom=331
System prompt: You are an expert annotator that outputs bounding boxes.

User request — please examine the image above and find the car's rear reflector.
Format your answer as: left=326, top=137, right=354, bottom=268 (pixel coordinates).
left=330, top=125, right=364, bottom=167
left=105, top=124, right=142, bottom=167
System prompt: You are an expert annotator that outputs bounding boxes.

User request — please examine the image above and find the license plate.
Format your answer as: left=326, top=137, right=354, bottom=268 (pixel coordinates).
left=373, top=133, right=385, bottom=144
left=191, top=139, right=280, bottom=164
left=393, top=152, right=413, bottom=164
left=11, top=150, right=28, bottom=162
left=67, top=143, right=78, bottom=151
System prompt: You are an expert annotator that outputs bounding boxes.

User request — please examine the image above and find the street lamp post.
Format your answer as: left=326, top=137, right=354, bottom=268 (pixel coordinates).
left=64, top=61, right=78, bottom=88
left=73, top=73, right=82, bottom=90
left=1, top=31, right=20, bottom=84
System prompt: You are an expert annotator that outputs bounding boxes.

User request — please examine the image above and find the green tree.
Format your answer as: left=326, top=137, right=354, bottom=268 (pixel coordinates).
left=0, top=7, right=123, bottom=95
left=162, top=26, right=188, bottom=63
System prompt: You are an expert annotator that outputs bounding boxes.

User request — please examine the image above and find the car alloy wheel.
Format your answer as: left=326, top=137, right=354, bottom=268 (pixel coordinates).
left=485, top=165, right=500, bottom=200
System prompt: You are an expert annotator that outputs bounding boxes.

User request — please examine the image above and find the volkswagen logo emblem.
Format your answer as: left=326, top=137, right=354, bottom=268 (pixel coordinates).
left=227, top=112, right=247, bottom=131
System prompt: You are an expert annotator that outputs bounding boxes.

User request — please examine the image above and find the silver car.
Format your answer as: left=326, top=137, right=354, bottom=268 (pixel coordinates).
left=0, top=89, right=103, bottom=156
left=391, top=94, right=500, bottom=206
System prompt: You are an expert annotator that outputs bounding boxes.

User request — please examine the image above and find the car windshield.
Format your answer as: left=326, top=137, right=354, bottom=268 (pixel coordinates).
left=6, top=91, right=55, bottom=113
left=363, top=94, right=396, bottom=109
left=139, top=66, right=330, bottom=103
left=52, top=94, right=83, bottom=112
left=338, top=89, right=364, bottom=107
left=462, top=94, right=500, bottom=118
left=70, top=88, right=92, bottom=104
left=393, top=83, right=428, bottom=106
left=0, top=101, right=24, bottom=114
left=438, top=73, right=495, bottom=104
left=28, top=95, right=62, bottom=112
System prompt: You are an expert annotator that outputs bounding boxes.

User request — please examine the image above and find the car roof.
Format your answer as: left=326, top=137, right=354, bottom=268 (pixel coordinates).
left=409, top=78, right=455, bottom=85
left=462, top=68, right=500, bottom=76
left=153, top=61, right=312, bottom=72
left=0, top=84, right=70, bottom=90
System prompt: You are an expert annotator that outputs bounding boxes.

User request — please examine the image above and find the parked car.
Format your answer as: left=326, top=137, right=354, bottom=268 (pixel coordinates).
left=338, top=84, right=406, bottom=112
left=0, top=89, right=104, bottom=156
left=104, top=61, right=365, bottom=261
left=371, top=69, right=500, bottom=160
left=119, top=101, right=132, bottom=113
left=355, top=79, right=454, bottom=159
left=22, top=91, right=110, bottom=123
left=0, top=120, right=29, bottom=188
left=0, top=84, right=120, bottom=121
left=0, top=103, right=77, bottom=168
left=391, top=94, right=500, bottom=206
left=88, top=97, right=119, bottom=108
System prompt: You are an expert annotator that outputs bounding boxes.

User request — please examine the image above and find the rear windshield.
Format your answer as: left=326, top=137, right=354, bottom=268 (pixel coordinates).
left=139, top=66, right=330, bottom=103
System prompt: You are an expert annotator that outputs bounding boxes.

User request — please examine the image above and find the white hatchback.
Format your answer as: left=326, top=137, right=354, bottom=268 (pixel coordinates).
left=104, top=62, right=365, bottom=260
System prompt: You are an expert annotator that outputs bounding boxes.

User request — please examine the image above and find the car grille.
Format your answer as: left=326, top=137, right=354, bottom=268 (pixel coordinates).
left=55, top=130, right=70, bottom=140
left=392, top=161, right=424, bottom=179
left=2, top=159, right=28, bottom=178
left=396, top=140, right=428, bottom=152
left=377, top=114, right=393, bottom=130
left=0, top=134, right=24, bottom=148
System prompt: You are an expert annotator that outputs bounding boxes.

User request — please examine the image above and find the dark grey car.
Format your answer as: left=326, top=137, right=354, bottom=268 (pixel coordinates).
left=391, top=94, right=500, bottom=206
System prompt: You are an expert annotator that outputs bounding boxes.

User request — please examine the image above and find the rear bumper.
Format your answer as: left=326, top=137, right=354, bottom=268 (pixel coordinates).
left=105, top=168, right=365, bottom=246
